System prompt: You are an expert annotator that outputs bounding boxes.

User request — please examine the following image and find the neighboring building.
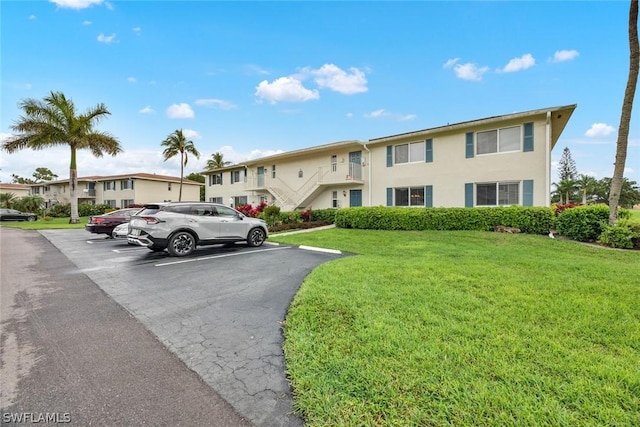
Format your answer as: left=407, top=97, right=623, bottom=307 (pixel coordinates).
left=0, top=183, right=32, bottom=199
left=30, top=173, right=203, bottom=208
left=203, top=105, right=576, bottom=210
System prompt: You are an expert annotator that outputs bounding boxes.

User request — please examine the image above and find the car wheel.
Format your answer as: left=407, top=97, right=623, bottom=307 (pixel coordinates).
left=247, top=227, right=266, bottom=247
left=168, top=232, right=196, bottom=257
left=27, top=216, right=36, bottom=222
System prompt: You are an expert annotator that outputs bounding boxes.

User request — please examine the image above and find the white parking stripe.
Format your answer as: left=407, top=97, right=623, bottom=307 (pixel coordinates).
left=154, top=246, right=291, bottom=267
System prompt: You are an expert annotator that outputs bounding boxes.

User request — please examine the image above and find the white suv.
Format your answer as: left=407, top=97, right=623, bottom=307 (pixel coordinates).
left=128, top=202, right=269, bottom=256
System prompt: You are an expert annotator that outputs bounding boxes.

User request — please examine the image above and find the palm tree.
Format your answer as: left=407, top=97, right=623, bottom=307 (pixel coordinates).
left=2, top=91, right=122, bottom=223
left=0, top=192, right=17, bottom=208
left=15, top=195, right=45, bottom=214
left=161, top=129, right=201, bottom=201
left=609, top=0, right=638, bottom=224
left=553, top=179, right=577, bottom=204
left=576, top=174, right=598, bottom=204
left=206, top=152, right=231, bottom=170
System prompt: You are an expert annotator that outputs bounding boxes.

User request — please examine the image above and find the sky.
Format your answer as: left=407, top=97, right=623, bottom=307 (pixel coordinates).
left=1, top=0, right=638, bottom=185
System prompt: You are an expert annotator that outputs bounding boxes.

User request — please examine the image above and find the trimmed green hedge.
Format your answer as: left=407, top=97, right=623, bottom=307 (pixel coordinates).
left=334, top=206, right=555, bottom=234
left=555, top=205, right=609, bottom=242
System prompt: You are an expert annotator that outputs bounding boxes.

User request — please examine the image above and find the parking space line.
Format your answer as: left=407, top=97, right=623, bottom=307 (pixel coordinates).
left=154, top=246, right=291, bottom=267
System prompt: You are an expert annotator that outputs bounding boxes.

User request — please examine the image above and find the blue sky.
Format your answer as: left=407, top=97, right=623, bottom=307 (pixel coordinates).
left=1, top=0, right=638, bottom=185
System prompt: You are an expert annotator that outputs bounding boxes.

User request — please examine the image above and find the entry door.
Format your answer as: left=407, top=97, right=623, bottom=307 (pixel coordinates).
left=257, top=167, right=265, bottom=187
left=349, top=151, right=362, bottom=180
left=350, top=189, right=362, bottom=207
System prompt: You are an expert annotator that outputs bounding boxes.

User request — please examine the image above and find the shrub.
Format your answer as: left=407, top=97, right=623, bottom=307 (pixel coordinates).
left=598, top=222, right=639, bottom=249
left=301, top=208, right=312, bottom=222
left=261, top=205, right=282, bottom=227
left=335, top=206, right=554, bottom=235
left=553, top=202, right=582, bottom=216
left=48, top=203, right=71, bottom=218
left=556, top=204, right=609, bottom=242
left=311, top=208, right=337, bottom=223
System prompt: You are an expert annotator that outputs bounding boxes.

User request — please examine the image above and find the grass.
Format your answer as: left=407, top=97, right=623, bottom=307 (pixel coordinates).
left=0, top=216, right=88, bottom=229
left=271, top=229, right=640, bottom=426
left=628, top=209, right=640, bottom=221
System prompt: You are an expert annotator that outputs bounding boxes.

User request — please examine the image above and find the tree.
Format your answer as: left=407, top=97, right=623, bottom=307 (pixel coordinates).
left=11, top=167, right=58, bottom=184
left=161, top=129, right=200, bottom=202
left=557, top=147, right=578, bottom=182
left=610, top=0, right=639, bottom=224
left=0, top=192, right=17, bottom=208
left=186, top=172, right=205, bottom=201
left=14, top=195, right=45, bottom=214
left=594, top=177, right=640, bottom=208
left=206, top=152, right=231, bottom=170
left=576, top=174, right=598, bottom=204
left=2, top=91, right=122, bottom=223
left=553, top=179, right=578, bottom=204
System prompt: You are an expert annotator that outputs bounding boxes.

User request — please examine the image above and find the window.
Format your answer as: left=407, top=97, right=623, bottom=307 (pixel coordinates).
left=168, top=182, right=172, bottom=191
left=44, top=185, right=50, bottom=192
left=104, top=181, right=116, bottom=191
left=104, top=199, right=116, bottom=208
left=272, top=165, right=276, bottom=179
left=233, top=196, right=247, bottom=206
left=209, top=197, right=223, bottom=204
left=393, top=187, right=424, bottom=207
left=209, top=174, right=222, bottom=186
left=32, top=187, right=40, bottom=194
left=331, top=155, right=337, bottom=172
left=121, top=199, right=134, bottom=208
left=121, top=179, right=134, bottom=190
left=476, top=182, right=519, bottom=206
left=332, top=191, right=339, bottom=208
left=477, top=126, right=520, bottom=155
left=231, top=170, right=241, bottom=184
left=394, top=141, right=425, bottom=164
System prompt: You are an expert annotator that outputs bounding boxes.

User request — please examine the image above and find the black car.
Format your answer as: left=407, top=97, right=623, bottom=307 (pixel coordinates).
left=85, top=208, right=141, bottom=236
left=0, top=208, right=38, bottom=221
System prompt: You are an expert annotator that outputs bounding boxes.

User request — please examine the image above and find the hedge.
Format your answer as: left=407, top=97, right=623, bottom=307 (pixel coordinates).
left=334, top=206, right=555, bottom=235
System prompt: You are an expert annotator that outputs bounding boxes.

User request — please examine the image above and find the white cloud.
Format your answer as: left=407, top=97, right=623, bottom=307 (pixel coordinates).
left=82, top=20, right=92, bottom=25
left=306, top=64, right=368, bottom=94
left=166, top=103, right=194, bottom=119
left=127, top=77, right=136, bottom=83
left=50, top=0, right=103, bottom=9
left=29, top=15, right=37, bottom=20
left=551, top=49, right=579, bottom=62
left=181, top=129, right=201, bottom=140
left=624, top=167, right=634, bottom=175
left=245, top=64, right=270, bottom=75
left=139, top=106, right=154, bottom=114
left=453, top=63, right=489, bottom=81
left=194, top=98, right=237, bottom=110
left=363, top=109, right=416, bottom=121
left=585, top=123, right=615, bottom=138
left=443, top=58, right=460, bottom=69
left=97, top=33, right=117, bottom=44
left=133, top=26, right=141, bottom=35
left=499, top=54, right=535, bottom=73
left=255, top=77, right=319, bottom=104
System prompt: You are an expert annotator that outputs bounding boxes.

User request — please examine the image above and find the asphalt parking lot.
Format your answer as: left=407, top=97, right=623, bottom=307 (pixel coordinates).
left=37, top=229, right=346, bottom=426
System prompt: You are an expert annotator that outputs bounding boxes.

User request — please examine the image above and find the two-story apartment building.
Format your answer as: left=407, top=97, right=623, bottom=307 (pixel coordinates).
left=30, top=173, right=203, bottom=208
left=203, top=105, right=576, bottom=210
left=0, top=183, right=32, bottom=199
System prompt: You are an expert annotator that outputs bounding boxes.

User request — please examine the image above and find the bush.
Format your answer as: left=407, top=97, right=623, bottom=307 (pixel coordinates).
left=598, top=219, right=640, bottom=249
left=555, top=204, right=609, bottom=242
left=553, top=203, right=582, bottom=216
left=48, top=203, right=71, bottom=218
left=261, top=205, right=282, bottom=227
left=334, top=206, right=555, bottom=235
left=311, top=208, right=337, bottom=223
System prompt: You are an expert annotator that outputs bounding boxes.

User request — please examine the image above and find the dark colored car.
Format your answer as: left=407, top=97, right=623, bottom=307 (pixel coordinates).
left=85, top=208, right=141, bottom=236
left=0, top=208, right=38, bottom=221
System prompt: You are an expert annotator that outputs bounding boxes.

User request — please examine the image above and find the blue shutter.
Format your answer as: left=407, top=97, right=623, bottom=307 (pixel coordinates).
left=386, top=145, right=393, bottom=167
left=220, top=173, right=223, bottom=185
left=230, top=171, right=234, bottom=184
left=523, top=180, right=534, bottom=206
left=465, top=132, right=474, bottom=158
left=465, top=183, right=474, bottom=207
left=386, top=188, right=393, bottom=206
left=523, top=122, right=534, bottom=152
left=425, top=185, right=433, bottom=207
left=425, top=139, right=433, bottom=163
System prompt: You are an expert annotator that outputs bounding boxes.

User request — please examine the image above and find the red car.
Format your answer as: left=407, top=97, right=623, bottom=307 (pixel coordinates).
left=85, top=208, right=141, bottom=236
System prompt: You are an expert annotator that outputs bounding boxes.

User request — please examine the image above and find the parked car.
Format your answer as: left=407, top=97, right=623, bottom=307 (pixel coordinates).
left=111, top=222, right=130, bottom=239
left=128, top=202, right=269, bottom=256
left=0, top=208, right=37, bottom=222
left=85, top=208, right=141, bottom=236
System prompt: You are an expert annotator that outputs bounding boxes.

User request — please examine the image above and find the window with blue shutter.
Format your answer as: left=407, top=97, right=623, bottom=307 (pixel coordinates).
left=465, top=132, right=474, bottom=158
left=386, top=146, right=393, bottom=167
left=523, top=122, right=534, bottom=152
left=523, top=180, right=534, bottom=206
left=425, top=185, right=433, bottom=207
left=465, top=183, right=474, bottom=207
left=386, top=188, right=393, bottom=206
left=425, top=139, right=433, bottom=163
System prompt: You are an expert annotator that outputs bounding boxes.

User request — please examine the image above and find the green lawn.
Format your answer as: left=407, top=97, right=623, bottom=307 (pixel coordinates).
left=0, top=217, right=88, bottom=229
left=271, top=229, right=640, bottom=426
left=629, top=209, right=640, bottom=221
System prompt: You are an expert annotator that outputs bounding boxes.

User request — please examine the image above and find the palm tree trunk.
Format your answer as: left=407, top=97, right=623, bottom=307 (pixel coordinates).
left=179, top=154, right=184, bottom=202
left=69, top=147, right=80, bottom=223
left=609, top=0, right=639, bottom=225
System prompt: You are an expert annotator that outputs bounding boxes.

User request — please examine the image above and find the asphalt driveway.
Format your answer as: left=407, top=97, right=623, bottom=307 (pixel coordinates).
left=1, top=228, right=345, bottom=426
